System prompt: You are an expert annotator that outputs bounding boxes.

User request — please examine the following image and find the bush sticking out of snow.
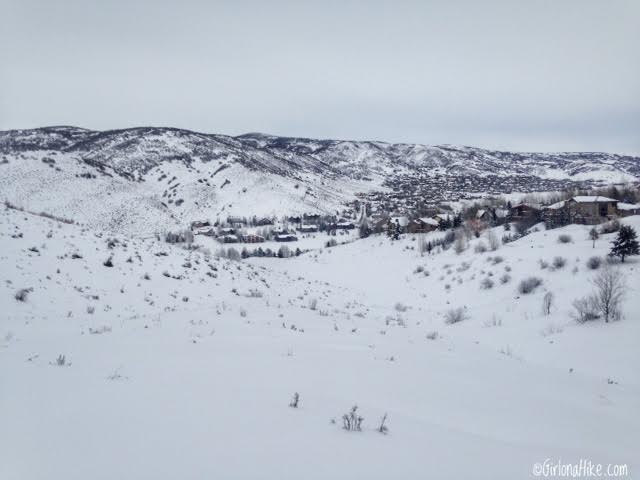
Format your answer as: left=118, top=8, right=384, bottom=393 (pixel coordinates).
left=14, top=288, right=32, bottom=302
left=480, top=278, right=494, bottom=290
left=587, top=256, right=602, bottom=270
left=500, top=273, right=511, bottom=284
left=289, top=392, right=300, bottom=408
left=444, top=307, right=468, bottom=324
left=377, top=413, right=389, bottom=435
left=518, top=277, right=543, bottom=295
left=474, top=243, right=487, bottom=254
left=572, top=295, right=601, bottom=323
left=342, top=405, right=363, bottom=432
left=542, top=292, right=554, bottom=315
left=600, top=219, right=620, bottom=234
left=394, top=302, right=408, bottom=312
left=558, top=234, right=572, bottom=244
left=103, top=256, right=114, bottom=268
left=552, top=256, right=567, bottom=269
left=426, top=331, right=439, bottom=340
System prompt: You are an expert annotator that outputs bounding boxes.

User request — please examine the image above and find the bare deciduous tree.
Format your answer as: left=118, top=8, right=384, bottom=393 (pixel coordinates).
left=591, top=265, right=626, bottom=322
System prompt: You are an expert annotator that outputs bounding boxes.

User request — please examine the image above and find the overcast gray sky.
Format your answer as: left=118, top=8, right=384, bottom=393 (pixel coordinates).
left=1, top=0, right=639, bottom=153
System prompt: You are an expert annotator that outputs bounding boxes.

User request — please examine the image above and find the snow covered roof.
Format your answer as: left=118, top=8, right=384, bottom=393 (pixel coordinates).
left=433, top=213, right=453, bottom=222
left=617, top=202, right=640, bottom=211
left=570, top=196, right=617, bottom=203
left=546, top=200, right=566, bottom=210
left=418, top=217, right=439, bottom=226
left=390, top=216, right=409, bottom=227
left=476, top=209, right=487, bottom=219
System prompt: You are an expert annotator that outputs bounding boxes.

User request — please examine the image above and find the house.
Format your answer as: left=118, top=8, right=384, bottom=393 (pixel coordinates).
left=566, top=196, right=618, bottom=224
left=190, top=220, right=210, bottom=230
left=508, top=203, right=541, bottom=220
left=242, top=234, right=265, bottom=243
left=542, top=200, right=570, bottom=228
left=432, top=213, right=453, bottom=226
left=219, top=227, right=235, bottom=235
left=254, top=217, right=274, bottom=226
left=476, top=209, right=492, bottom=222
left=193, top=226, right=216, bottom=236
left=335, top=221, right=355, bottom=230
left=275, top=234, right=298, bottom=242
left=407, top=217, right=439, bottom=233
left=298, top=224, right=319, bottom=233
left=617, top=202, right=640, bottom=217
left=218, top=234, right=239, bottom=243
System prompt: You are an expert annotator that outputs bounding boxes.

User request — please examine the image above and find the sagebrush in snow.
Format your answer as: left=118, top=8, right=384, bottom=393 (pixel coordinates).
left=587, top=256, right=602, bottom=270
left=552, top=256, right=567, bottom=269
left=444, top=307, right=468, bottom=324
left=289, top=392, right=300, bottom=408
left=557, top=234, right=572, bottom=244
left=377, top=413, right=389, bottom=435
left=518, top=277, right=542, bottom=294
left=542, top=292, right=554, bottom=315
left=14, top=288, right=32, bottom=302
left=342, top=405, right=363, bottom=431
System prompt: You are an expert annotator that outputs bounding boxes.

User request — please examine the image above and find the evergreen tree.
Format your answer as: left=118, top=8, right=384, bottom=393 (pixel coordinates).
left=609, top=225, right=639, bottom=262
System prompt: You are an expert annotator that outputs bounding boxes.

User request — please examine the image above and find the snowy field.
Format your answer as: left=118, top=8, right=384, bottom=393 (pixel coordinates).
left=1, top=206, right=639, bottom=479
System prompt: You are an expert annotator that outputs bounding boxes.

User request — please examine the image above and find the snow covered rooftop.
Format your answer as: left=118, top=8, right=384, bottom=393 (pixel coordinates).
left=570, top=196, right=617, bottom=203
left=617, top=202, right=640, bottom=210
left=418, top=217, right=439, bottom=226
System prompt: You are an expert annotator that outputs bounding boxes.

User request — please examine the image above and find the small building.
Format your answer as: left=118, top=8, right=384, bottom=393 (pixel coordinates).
left=193, top=226, right=216, bottom=236
left=219, top=227, right=235, bottom=235
left=542, top=200, right=570, bottom=228
left=432, top=213, right=453, bottom=226
left=508, top=203, right=541, bottom=220
left=218, top=234, right=239, bottom=243
left=476, top=209, right=492, bottom=222
left=407, top=217, right=439, bottom=233
left=617, top=202, right=640, bottom=217
left=298, top=224, right=319, bottom=233
left=335, top=221, right=355, bottom=230
left=566, top=196, right=618, bottom=224
left=275, top=234, right=298, bottom=242
left=191, top=220, right=211, bottom=230
left=242, top=234, right=265, bottom=243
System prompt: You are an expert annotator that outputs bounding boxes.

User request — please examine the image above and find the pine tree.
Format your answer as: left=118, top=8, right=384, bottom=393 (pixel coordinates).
left=609, top=225, right=639, bottom=263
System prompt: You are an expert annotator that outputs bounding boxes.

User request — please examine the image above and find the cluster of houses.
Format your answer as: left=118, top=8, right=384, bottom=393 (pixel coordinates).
left=189, top=215, right=357, bottom=244
left=377, top=195, right=640, bottom=236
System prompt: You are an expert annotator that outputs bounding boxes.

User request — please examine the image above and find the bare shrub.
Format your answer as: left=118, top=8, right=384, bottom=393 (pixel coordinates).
left=309, top=298, right=318, bottom=310
left=491, top=255, right=504, bottom=265
left=542, top=292, right=554, bottom=315
left=444, top=307, right=468, bottom=324
left=591, top=265, right=626, bottom=322
left=586, top=256, right=602, bottom=270
left=486, top=230, right=501, bottom=251
left=500, top=273, right=511, bottom=284
left=103, top=256, right=114, bottom=267
left=600, top=219, right=620, bottom=234
left=474, top=243, right=487, bottom=254
left=539, top=259, right=549, bottom=270
left=14, top=288, right=32, bottom=302
left=426, top=330, right=439, bottom=340
left=377, top=413, right=389, bottom=435
left=518, top=277, right=543, bottom=294
left=289, top=392, right=300, bottom=408
left=572, top=295, right=600, bottom=323
left=394, top=302, right=408, bottom=312
left=480, top=278, right=494, bottom=290
left=342, top=405, right=363, bottom=431
left=557, top=234, right=572, bottom=244
left=552, top=256, right=567, bottom=269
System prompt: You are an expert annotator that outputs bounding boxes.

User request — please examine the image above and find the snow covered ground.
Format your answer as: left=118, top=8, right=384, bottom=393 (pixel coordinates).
left=1, top=206, right=638, bottom=479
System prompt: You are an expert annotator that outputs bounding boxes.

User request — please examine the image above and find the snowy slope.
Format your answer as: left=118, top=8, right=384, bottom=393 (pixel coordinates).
left=1, top=206, right=639, bottom=479
left=1, top=126, right=639, bottom=235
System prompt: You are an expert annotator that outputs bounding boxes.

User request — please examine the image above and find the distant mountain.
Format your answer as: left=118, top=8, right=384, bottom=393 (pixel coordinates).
left=1, top=126, right=638, bottom=234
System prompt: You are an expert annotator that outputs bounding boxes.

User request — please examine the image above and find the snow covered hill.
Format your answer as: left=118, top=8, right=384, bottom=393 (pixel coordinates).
left=1, top=205, right=638, bottom=479
left=1, top=126, right=638, bottom=235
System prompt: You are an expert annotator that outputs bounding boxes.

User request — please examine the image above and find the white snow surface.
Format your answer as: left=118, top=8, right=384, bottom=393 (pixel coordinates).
left=1, top=206, right=639, bottom=479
